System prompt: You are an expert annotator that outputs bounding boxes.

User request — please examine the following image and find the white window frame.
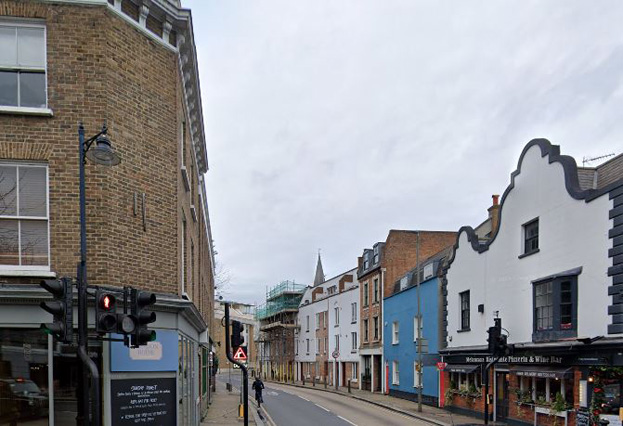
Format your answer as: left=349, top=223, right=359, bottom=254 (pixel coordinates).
left=351, top=332, right=357, bottom=352
left=0, top=162, right=50, bottom=271
left=0, top=20, right=52, bottom=115
left=334, top=307, right=339, bottom=326
left=306, top=315, right=310, bottom=332
left=334, top=334, right=339, bottom=352
left=316, top=312, right=320, bottom=330
left=352, top=362, right=358, bottom=380
left=351, top=302, right=357, bottom=323
left=392, top=321, right=399, bottom=344
left=306, top=339, right=309, bottom=355
left=414, top=315, right=423, bottom=342
left=392, top=361, right=399, bottom=385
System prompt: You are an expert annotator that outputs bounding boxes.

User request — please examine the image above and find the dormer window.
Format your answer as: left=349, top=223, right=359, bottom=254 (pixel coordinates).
left=373, top=245, right=379, bottom=264
left=363, top=252, right=370, bottom=269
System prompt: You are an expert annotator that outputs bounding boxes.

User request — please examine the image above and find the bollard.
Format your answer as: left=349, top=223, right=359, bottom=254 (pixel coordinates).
left=348, top=379, right=351, bottom=393
left=324, top=376, right=327, bottom=389
left=313, top=376, right=316, bottom=387
left=302, top=376, right=305, bottom=386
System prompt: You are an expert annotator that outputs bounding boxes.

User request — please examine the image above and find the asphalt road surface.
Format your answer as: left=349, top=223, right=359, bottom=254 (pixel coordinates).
left=219, top=371, right=432, bottom=426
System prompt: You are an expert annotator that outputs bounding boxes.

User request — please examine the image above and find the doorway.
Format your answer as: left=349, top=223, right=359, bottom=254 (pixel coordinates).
left=496, top=372, right=509, bottom=421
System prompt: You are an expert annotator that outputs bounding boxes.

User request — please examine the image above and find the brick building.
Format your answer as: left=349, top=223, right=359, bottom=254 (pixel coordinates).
left=0, top=0, right=215, bottom=424
left=213, top=301, right=259, bottom=372
left=358, top=230, right=456, bottom=393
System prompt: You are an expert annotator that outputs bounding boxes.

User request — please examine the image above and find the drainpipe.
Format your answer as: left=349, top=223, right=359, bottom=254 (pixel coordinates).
left=381, top=267, right=386, bottom=395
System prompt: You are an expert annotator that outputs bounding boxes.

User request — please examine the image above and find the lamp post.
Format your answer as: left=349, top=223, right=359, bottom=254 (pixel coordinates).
left=77, top=123, right=120, bottom=426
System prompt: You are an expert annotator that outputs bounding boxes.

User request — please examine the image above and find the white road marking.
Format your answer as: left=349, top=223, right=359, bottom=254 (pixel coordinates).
left=316, top=404, right=330, bottom=412
left=267, top=391, right=279, bottom=396
left=338, top=415, right=358, bottom=426
left=299, top=396, right=310, bottom=401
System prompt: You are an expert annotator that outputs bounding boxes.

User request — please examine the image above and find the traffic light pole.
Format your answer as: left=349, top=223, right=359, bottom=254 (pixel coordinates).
left=78, top=124, right=101, bottom=426
left=483, top=355, right=500, bottom=425
left=224, top=303, right=248, bottom=426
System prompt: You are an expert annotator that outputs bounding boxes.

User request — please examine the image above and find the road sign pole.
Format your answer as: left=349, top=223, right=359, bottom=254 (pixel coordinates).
left=225, top=303, right=248, bottom=426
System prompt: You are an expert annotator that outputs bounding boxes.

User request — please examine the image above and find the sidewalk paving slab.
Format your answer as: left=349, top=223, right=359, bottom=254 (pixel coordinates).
left=202, top=379, right=257, bottom=425
left=264, top=379, right=504, bottom=426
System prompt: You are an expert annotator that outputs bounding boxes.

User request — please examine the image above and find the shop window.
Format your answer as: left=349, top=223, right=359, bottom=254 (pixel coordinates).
left=533, top=275, right=578, bottom=342
left=0, top=329, right=50, bottom=425
left=0, top=164, right=49, bottom=269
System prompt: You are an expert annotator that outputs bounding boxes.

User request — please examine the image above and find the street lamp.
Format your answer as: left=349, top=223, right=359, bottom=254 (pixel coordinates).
left=77, top=123, right=120, bottom=426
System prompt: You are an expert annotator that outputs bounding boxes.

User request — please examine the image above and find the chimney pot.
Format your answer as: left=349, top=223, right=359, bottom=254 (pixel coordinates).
left=492, top=194, right=500, bottom=206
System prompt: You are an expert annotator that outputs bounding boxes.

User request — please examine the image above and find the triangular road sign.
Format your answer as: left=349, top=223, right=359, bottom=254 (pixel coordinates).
left=233, top=346, right=247, bottom=361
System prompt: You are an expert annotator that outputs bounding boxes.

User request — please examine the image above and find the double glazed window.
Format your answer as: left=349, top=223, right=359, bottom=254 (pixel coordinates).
left=533, top=275, right=577, bottom=341
left=0, top=22, right=47, bottom=109
left=0, top=164, right=49, bottom=268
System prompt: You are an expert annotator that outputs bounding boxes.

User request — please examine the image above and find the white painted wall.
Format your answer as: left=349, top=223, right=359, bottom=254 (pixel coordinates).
left=447, top=144, right=612, bottom=349
left=295, top=269, right=359, bottom=373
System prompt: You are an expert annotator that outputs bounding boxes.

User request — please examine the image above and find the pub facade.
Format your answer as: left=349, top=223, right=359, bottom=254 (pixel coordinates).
left=441, top=139, right=623, bottom=426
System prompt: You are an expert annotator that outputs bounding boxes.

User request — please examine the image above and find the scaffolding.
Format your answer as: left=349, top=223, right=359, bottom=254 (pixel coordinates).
left=256, top=280, right=306, bottom=321
left=256, top=280, right=306, bottom=382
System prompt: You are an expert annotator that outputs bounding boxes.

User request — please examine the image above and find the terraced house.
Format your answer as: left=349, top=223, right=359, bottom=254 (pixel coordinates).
left=0, top=0, right=215, bottom=424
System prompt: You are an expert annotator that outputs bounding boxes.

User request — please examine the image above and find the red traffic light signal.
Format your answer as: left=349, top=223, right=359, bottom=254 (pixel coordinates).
left=96, top=290, right=118, bottom=334
left=100, top=294, right=115, bottom=311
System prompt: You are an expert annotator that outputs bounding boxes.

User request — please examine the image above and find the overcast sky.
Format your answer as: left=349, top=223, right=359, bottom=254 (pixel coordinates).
left=184, top=0, right=623, bottom=305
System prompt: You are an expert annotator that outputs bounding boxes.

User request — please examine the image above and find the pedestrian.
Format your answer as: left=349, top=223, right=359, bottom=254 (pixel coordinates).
left=252, top=376, right=265, bottom=407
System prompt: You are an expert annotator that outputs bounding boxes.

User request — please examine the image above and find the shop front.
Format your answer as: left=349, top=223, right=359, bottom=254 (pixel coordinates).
left=442, top=347, right=622, bottom=426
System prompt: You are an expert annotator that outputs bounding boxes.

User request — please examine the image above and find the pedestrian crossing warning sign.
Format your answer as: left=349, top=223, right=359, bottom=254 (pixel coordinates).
left=233, top=346, right=247, bottom=361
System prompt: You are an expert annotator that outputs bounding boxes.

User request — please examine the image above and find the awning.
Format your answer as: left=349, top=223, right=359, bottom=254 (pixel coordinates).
left=509, top=365, right=573, bottom=379
left=446, top=364, right=481, bottom=374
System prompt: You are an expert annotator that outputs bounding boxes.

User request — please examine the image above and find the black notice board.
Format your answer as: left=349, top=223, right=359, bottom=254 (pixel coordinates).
left=111, top=377, right=176, bottom=425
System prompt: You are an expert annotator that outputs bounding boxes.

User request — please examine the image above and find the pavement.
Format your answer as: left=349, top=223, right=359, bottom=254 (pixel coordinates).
left=201, top=376, right=265, bottom=425
left=262, top=378, right=500, bottom=426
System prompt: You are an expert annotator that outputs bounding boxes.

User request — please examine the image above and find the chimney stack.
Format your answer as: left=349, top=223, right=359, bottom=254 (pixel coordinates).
left=488, top=194, right=501, bottom=235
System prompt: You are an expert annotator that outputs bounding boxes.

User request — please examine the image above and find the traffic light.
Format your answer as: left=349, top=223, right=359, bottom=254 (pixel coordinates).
left=40, top=278, right=73, bottom=343
left=95, top=290, right=118, bottom=334
left=130, top=288, right=157, bottom=347
left=231, top=320, right=244, bottom=349
left=487, top=318, right=501, bottom=354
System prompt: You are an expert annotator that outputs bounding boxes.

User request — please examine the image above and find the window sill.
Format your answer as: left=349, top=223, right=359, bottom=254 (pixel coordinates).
left=457, top=328, right=471, bottom=333
left=0, top=106, right=53, bottom=116
left=392, top=342, right=399, bottom=345
left=519, top=249, right=540, bottom=259
left=0, top=269, right=55, bottom=278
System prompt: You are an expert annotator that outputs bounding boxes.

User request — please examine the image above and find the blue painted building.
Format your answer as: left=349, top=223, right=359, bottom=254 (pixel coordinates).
left=383, top=250, right=449, bottom=406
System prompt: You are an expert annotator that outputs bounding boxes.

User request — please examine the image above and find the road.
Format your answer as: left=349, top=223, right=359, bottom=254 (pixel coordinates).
left=219, top=371, right=432, bottom=426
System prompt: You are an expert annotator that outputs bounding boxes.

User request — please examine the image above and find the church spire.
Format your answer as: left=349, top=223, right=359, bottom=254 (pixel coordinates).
left=313, top=250, right=325, bottom=286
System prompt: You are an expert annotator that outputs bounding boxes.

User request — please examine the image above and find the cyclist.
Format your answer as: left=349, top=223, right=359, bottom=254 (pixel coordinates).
left=252, top=376, right=265, bottom=407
